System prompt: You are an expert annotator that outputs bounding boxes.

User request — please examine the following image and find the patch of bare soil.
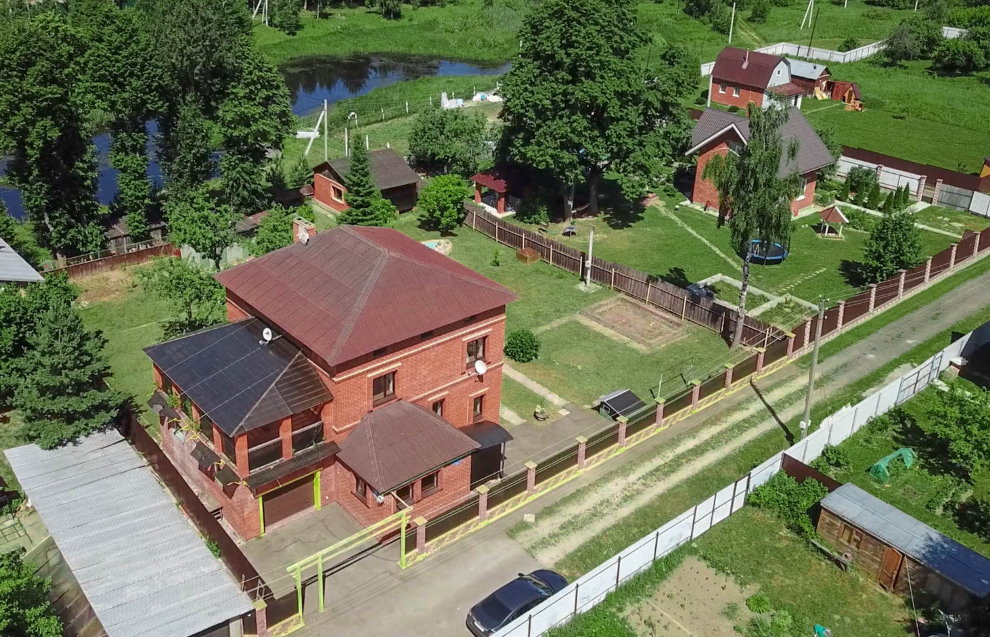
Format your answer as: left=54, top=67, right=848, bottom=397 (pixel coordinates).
left=581, top=296, right=686, bottom=349
left=75, top=268, right=138, bottom=304
left=625, top=556, right=754, bottom=636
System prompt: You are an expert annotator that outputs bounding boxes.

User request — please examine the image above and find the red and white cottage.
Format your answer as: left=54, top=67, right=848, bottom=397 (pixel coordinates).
left=146, top=224, right=517, bottom=540
left=687, top=107, right=836, bottom=215
left=708, top=47, right=804, bottom=110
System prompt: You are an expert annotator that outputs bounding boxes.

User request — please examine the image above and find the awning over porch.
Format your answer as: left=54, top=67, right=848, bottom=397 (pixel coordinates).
left=244, top=440, right=340, bottom=491
left=460, top=420, right=513, bottom=449
left=337, top=401, right=480, bottom=493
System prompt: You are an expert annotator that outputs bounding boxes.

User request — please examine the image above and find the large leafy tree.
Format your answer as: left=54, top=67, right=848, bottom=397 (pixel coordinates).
left=499, top=0, right=691, bottom=218
left=0, top=204, right=47, bottom=269
left=71, top=0, right=164, bottom=242
left=138, top=257, right=226, bottom=336
left=270, top=0, right=303, bottom=35
left=339, top=143, right=398, bottom=226
left=409, top=107, right=489, bottom=176
left=417, top=175, right=469, bottom=233
left=250, top=204, right=310, bottom=256
left=217, top=49, right=293, bottom=214
left=0, top=551, right=62, bottom=637
left=861, top=209, right=923, bottom=283
left=702, top=105, right=801, bottom=347
left=165, top=188, right=237, bottom=269
left=14, top=299, right=124, bottom=449
left=920, top=385, right=990, bottom=479
left=0, top=11, right=103, bottom=258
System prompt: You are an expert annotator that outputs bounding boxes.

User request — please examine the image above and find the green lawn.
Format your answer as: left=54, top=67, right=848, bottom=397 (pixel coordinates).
left=914, top=205, right=990, bottom=236
left=803, top=60, right=990, bottom=172
left=742, top=0, right=912, bottom=50
left=500, top=376, right=544, bottom=423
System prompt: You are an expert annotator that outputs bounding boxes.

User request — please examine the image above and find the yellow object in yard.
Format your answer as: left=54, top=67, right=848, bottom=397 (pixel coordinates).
left=815, top=87, right=828, bottom=100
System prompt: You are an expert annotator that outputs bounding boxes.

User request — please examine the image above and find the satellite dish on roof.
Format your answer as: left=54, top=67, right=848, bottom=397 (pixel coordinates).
left=260, top=327, right=273, bottom=345
left=474, top=360, right=488, bottom=375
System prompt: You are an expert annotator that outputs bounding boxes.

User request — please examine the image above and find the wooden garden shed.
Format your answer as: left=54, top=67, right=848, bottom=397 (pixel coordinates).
left=818, top=484, right=990, bottom=613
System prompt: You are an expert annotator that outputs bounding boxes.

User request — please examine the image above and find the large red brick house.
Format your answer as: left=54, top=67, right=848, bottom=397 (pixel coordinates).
left=312, top=148, right=420, bottom=213
left=708, top=47, right=804, bottom=110
left=687, top=107, right=835, bottom=215
left=146, top=224, right=516, bottom=540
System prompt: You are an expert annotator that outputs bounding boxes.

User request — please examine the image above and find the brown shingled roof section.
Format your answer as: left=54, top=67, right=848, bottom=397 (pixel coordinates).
left=711, top=47, right=784, bottom=91
left=215, top=226, right=517, bottom=368
left=320, top=148, right=421, bottom=191
left=337, top=401, right=480, bottom=493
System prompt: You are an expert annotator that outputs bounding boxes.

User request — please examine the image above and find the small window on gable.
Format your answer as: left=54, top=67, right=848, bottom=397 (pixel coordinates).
left=732, top=87, right=740, bottom=98
left=331, top=185, right=345, bottom=202
left=719, top=83, right=727, bottom=94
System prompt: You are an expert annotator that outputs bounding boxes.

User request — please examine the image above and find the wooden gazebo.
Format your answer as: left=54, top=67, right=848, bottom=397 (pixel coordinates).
left=819, top=205, right=849, bottom=237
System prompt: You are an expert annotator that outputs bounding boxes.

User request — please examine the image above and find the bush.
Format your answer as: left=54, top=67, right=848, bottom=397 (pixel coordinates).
left=820, top=444, right=851, bottom=469
left=515, top=194, right=552, bottom=225
left=747, top=472, right=828, bottom=538
left=749, top=0, right=770, bottom=22
left=417, top=174, right=469, bottom=233
left=839, top=36, right=860, bottom=52
left=505, top=329, right=540, bottom=362
left=746, top=592, right=772, bottom=614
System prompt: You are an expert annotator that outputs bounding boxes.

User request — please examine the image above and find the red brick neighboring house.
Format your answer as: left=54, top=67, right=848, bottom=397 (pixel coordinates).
left=709, top=47, right=803, bottom=110
left=146, top=225, right=517, bottom=540
left=313, top=148, right=421, bottom=213
left=687, top=107, right=836, bottom=215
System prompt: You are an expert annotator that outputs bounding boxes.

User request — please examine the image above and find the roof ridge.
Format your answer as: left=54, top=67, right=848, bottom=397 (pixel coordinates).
left=387, top=248, right=518, bottom=297
left=238, top=348, right=303, bottom=434
left=325, top=228, right=390, bottom=364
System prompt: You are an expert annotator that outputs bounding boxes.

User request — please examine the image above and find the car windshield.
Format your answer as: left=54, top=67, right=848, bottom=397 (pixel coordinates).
left=521, top=575, right=552, bottom=596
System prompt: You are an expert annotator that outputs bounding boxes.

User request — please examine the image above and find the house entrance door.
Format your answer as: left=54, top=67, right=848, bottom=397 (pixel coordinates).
left=878, top=546, right=903, bottom=591
left=262, top=475, right=315, bottom=531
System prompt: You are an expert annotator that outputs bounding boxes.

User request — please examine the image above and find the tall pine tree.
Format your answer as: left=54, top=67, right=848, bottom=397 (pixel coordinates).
left=14, top=299, right=124, bottom=449
left=338, top=143, right=398, bottom=226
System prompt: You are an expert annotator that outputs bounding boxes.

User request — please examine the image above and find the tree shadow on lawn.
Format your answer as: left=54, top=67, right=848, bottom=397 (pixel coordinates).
left=660, top=266, right=691, bottom=288
left=839, top=258, right=869, bottom=288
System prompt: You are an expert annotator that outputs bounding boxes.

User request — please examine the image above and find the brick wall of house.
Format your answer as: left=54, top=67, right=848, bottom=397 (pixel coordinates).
left=710, top=81, right=764, bottom=109
left=313, top=173, right=348, bottom=212
left=790, top=171, right=818, bottom=214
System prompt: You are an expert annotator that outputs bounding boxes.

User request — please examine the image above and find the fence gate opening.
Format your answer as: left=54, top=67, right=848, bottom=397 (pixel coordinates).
left=284, top=507, right=412, bottom=624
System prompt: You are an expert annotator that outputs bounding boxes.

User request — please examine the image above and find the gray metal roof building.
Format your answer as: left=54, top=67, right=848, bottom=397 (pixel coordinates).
left=5, top=429, right=253, bottom=637
left=822, top=483, right=990, bottom=598
left=0, top=236, right=43, bottom=283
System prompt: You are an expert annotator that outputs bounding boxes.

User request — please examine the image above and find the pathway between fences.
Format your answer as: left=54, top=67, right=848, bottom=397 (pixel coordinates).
left=494, top=318, right=990, bottom=637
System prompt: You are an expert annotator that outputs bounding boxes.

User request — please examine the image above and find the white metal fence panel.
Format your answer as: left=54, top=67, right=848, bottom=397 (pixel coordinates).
left=748, top=452, right=783, bottom=490
left=837, top=156, right=922, bottom=194
left=937, top=183, right=975, bottom=211
left=619, top=535, right=657, bottom=583
left=829, top=411, right=855, bottom=445
left=802, top=426, right=830, bottom=459
left=574, top=564, right=618, bottom=612
left=711, top=483, right=736, bottom=526
left=942, top=26, right=968, bottom=39
left=658, top=509, right=696, bottom=554
left=970, top=192, right=990, bottom=218
left=874, top=378, right=901, bottom=415
left=732, top=476, right=748, bottom=511
left=528, top=591, right=579, bottom=635
left=692, top=495, right=716, bottom=538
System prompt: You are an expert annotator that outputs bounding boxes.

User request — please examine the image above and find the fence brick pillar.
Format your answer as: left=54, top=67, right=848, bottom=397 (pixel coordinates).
left=868, top=283, right=877, bottom=313
left=933, top=178, right=944, bottom=205
left=924, top=257, right=932, bottom=283
left=723, top=362, right=734, bottom=388
left=654, top=399, right=665, bottom=429
left=755, top=348, right=766, bottom=373
left=253, top=599, right=269, bottom=637
left=690, top=380, right=702, bottom=410
left=476, top=485, right=489, bottom=521
left=414, top=516, right=428, bottom=554
left=804, top=319, right=812, bottom=345
left=786, top=332, right=796, bottom=358
left=576, top=436, right=588, bottom=468
left=897, top=269, right=907, bottom=298
left=974, top=232, right=982, bottom=258
left=949, top=243, right=958, bottom=270
left=617, top=416, right=628, bottom=447
left=916, top=174, right=926, bottom=200
left=525, top=461, right=537, bottom=494
left=875, top=164, right=884, bottom=178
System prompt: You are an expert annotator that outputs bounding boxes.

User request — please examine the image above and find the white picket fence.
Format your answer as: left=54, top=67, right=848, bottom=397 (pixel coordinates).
left=496, top=320, right=990, bottom=637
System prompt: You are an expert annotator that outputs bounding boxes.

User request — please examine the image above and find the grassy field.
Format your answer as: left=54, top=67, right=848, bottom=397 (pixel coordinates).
left=500, top=376, right=545, bottom=422
left=803, top=59, right=990, bottom=172
left=741, top=0, right=912, bottom=50
left=914, top=205, right=990, bottom=235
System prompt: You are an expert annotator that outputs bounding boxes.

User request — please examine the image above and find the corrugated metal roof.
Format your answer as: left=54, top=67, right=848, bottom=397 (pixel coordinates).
left=4, top=430, right=252, bottom=637
left=822, top=484, right=990, bottom=597
left=318, top=148, right=420, bottom=191
left=337, top=401, right=479, bottom=493
left=216, top=226, right=518, bottom=369
left=688, top=107, right=835, bottom=177
left=145, top=319, right=332, bottom=436
left=785, top=58, right=829, bottom=80
left=0, top=237, right=43, bottom=283
left=712, top=47, right=784, bottom=90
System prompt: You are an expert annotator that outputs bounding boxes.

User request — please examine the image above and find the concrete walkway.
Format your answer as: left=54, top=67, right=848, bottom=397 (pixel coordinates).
left=503, top=364, right=568, bottom=408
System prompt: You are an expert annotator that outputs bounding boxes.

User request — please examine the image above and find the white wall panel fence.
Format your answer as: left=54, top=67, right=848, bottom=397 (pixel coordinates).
left=969, top=191, right=990, bottom=218
left=496, top=322, right=990, bottom=637
left=836, top=156, right=923, bottom=196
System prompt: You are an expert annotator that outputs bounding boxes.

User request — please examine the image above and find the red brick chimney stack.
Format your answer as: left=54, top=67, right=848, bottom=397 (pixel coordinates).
left=292, top=217, right=317, bottom=244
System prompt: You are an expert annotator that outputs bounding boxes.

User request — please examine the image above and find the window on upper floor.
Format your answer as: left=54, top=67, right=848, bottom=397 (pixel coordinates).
left=472, top=395, right=485, bottom=423
left=373, top=371, right=396, bottom=406
left=219, top=432, right=237, bottom=465
left=432, top=399, right=445, bottom=417
left=197, top=414, right=214, bottom=441
left=331, top=185, right=345, bottom=202
left=466, top=337, right=487, bottom=368
left=719, top=83, right=727, bottom=94
left=354, top=476, right=367, bottom=500
left=292, top=421, right=324, bottom=453
left=248, top=438, right=282, bottom=471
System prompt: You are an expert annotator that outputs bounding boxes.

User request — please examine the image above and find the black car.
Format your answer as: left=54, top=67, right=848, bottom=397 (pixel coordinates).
left=466, top=570, right=568, bottom=636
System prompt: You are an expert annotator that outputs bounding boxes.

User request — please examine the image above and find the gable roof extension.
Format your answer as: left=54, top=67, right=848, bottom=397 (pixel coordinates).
left=216, top=226, right=518, bottom=369
left=712, top=47, right=784, bottom=90
left=786, top=58, right=830, bottom=80
left=318, top=148, right=420, bottom=191
left=820, top=205, right=849, bottom=224
left=5, top=430, right=252, bottom=637
left=0, top=237, right=43, bottom=283
left=337, top=400, right=480, bottom=493
left=145, top=318, right=332, bottom=436
left=822, top=483, right=990, bottom=598
left=687, top=107, right=836, bottom=177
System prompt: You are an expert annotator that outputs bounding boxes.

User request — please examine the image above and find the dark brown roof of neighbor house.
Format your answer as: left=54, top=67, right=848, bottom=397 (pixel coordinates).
left=144, top=318, right=332, bottom=436
left=319, top=148, right=420, bottom=191
left=216, top=226, right=517, bottom=369
left=712, top=47, right=784, bottom=90
left=687, top=107, right=835, bottom=178
left=337, top=401, right=480, bottom=493
left=770, top=82, right=804, bottom=97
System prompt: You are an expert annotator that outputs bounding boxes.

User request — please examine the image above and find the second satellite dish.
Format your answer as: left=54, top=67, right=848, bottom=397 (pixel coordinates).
left=474, top=359, right=488, bottom=375
left=261, top=327, right=273, bottom=344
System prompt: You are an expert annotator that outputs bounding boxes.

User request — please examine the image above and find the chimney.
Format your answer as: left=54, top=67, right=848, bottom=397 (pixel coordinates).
left=742, top=50, right=749, bottom=69
left=292, top=217, right=317, bottom=244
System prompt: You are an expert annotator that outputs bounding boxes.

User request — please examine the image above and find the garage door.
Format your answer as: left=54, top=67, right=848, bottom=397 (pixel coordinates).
left=262, top=476, right=314, bottom=529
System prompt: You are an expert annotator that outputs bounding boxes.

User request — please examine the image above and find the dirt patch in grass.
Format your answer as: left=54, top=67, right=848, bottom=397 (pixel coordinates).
left=76, top=268, right=140, bottom=304
left=580, top=296, right=687, bottom=350
left=624, top=556, right=754, bottom=636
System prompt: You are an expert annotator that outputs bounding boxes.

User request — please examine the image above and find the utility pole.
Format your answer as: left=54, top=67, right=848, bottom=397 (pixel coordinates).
left=728, top=3, right=736, bottom=44
left=323, top=99, right=328, bottom=162
left=800, top=298, right=826, bottom=440
left=344, top=125, right=349, bottom=158
left=585, top=228, right=595, bottom=286
left=806, top=6, right=821, bottom=57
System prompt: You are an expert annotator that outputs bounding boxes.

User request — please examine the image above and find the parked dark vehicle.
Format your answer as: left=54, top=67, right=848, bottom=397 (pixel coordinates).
left=466, top=570, right=568, bottom=636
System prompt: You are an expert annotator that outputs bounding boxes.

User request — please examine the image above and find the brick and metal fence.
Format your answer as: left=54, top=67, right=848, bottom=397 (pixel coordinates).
left=43, top=239, right=178, bottom=279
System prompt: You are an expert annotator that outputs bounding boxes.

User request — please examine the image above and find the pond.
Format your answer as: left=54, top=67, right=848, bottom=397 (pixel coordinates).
left=1, top=55, right=509, bottom=220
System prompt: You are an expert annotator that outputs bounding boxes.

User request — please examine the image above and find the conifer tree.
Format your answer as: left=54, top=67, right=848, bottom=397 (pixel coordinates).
left=14, top=300, right=124, bottom=449
left=338, top=143, right=398, bottom=226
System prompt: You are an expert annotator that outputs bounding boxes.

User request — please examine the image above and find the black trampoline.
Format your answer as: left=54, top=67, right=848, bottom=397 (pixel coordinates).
left=597, top=389, right=647, bottom=420
left=750, top=240, right=788, bottom=265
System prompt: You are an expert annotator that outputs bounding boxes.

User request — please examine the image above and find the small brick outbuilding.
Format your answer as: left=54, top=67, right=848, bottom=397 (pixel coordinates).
left=313, top=148, right=420, bottom=213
